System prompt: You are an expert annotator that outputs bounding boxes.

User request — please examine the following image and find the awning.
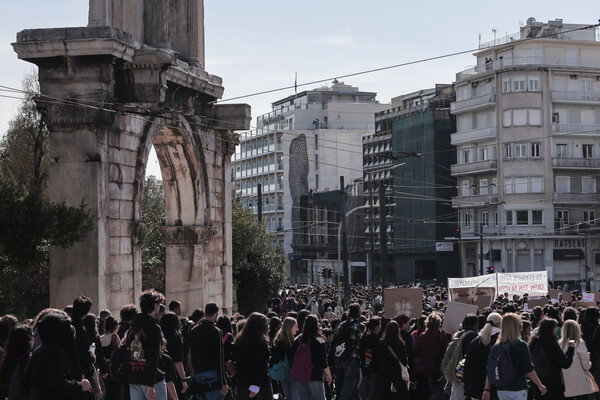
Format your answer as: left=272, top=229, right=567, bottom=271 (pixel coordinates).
left=553, top=249, right=585, bottom=260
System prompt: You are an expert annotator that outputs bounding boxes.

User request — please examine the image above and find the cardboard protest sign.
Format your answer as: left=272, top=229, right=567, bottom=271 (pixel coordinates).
left=449, top=287, right=496, bottom=309
left=383, top=288, right=423, bottom=318
left=581, top=301, right=596, bottom=308
left=442, top=302, right=478, bottom=335
left=582, top=292, right=595, bottom=302
left=497, top=271, right=548, bottom=298
left=524, top=298, right=548, bottom=310
left=595, top=292, right=600, bottom=303
left=549, top=289, right=569, bottom=303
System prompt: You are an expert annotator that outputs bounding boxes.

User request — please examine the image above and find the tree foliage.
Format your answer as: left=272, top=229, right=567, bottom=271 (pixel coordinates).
left=232, top=197, right=286, bottom=315
left=141, top=176, right=166, bottom=292
left=0, top=73, right=93, bottom=317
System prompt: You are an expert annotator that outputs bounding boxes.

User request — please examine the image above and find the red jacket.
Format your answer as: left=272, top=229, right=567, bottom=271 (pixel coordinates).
left=413, top=329, right=450, bottom=377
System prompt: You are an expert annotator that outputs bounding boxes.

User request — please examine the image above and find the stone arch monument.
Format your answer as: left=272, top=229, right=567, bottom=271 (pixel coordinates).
left=12, top=0, right=249, bottom=314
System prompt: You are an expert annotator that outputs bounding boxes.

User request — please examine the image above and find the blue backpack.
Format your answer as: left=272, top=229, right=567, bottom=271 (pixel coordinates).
left=269, top=354, right=289, bottom=381
left=487, top=343, right=518, bottom=387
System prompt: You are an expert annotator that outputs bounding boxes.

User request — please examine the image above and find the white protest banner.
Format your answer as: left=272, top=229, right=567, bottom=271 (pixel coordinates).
left=448, top=275, right=497, bottom=290
left=496, top=271, right=548, bottom=298
left=582, top=292, right=595, bottom=302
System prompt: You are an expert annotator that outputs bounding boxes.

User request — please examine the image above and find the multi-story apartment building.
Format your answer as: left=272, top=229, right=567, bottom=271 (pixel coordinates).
left=365, top=85, right=457, bottom=284
left=451, top=18, right=600, bottom=286
left=232, top=81, right=388, bottom=282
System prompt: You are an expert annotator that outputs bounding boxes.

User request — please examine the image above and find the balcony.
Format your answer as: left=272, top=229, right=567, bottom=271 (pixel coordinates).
left=551, top=123, right=600, bottom=137
left=553, top=192, right=599, bottom=204
left=552, top=91, right=600, bottom=104
left=552, top=157, right=600, bottom=169
left=451, top=94, right=496, bottom=114
left=456, top=56, right=600, bottom=82
left=452, top=194, right=498, bottom=207
left=451, top=159, right=497, bottom=176
left=451, top=126, right=497, bottom=145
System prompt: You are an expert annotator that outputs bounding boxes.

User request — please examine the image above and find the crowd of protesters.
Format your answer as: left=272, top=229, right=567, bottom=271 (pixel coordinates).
left=1, top=282, right=600, bottom=400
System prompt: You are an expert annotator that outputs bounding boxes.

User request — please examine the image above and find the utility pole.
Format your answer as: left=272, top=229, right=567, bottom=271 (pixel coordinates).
left=340, top=176, right=351, bottom=302
left=479, top=210, right=484, bottom=275
left=369, top=170, right=376, bottom=302
left=379, top=184, right=388, bottom=285
left=257, top=183, right=262, bottom=222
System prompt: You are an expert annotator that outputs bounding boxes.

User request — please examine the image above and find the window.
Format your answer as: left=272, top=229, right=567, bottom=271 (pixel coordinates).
left=531, top=143, right=541, bottom=158
left=505, top=144, right=513, bottom=159
left=581, top=79, right=593, bottom=93
left=462, top=181, right=470, bottom=197
left=552, top=112, right=560, bottom=123
left=482, top=212, right=489, bottom=227
left=513, top=77, right=526, bottom=92
left=504, top=177, right=513, bottom=194
left=513, top=109, right=528, bottom=126
left=532, top=210, right=543, bottom=225
left=582, top=176, right=597, bottom=193
left=516, top=210, right=529, bottom=225
left=529, top=109, right=542, bottom=125
left=531, top=176, right=543, bottom=193
left=503, top=110, right=512, bottom=127
left=315, top=134, right=319, bottom=150
left=315, top=174, right=319, bottom=189
left=558, top=210, right=569, bottom=224
left=463, top=150, right=471, bottom=163
left=315, top=154, right=319, bottom=170
left=556, top=176, right=570, bottom=193
left=495, top=211, right=499, bottom=226
left=556, top=144, right=567, bottom=158
left=515, top=144, right=527, bottom=158
left=583, top=144, right=593, bottom=158
left=528, top=77, right=540, bottom=92
left=584, top=210, right=596, bottom=224
left=515, top=177, right=528, bottom=193
left=464, top=213, right=472, bottom=228
left=506, top=211, right=513, bottom=225
left=479, top=179, right=489, bottom=195
left=503, top=79, right=511, bottom=93
left=481, top=147, right=489, bottom=160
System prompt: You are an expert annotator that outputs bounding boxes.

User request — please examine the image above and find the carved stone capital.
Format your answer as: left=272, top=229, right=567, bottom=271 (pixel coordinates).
left=159, top=225, right=218, bottom=246
left=221, top=131, right=239, bottom=156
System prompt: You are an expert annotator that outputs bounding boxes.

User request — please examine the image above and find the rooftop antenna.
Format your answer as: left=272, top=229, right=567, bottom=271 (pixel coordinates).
left=479, top=32, right=481, bottom=47
left=492, top=28, right=497, bottom=45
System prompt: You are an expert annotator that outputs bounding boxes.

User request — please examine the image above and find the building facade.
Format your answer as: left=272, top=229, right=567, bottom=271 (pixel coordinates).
left=232, top=81, right=388, bottom=282
left=365, top=85, right=457, bottom=284
left=451, top=18, right=600, bottom=287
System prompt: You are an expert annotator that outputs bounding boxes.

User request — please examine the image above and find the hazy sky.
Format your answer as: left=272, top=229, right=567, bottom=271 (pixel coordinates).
left=1, top=1, right=597, bottom=177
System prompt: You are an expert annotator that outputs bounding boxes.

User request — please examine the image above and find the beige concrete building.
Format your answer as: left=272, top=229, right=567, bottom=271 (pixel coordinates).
left=451, top=18, right=600, bottom=287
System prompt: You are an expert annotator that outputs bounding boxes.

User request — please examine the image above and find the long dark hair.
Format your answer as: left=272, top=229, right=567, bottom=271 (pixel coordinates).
left=0, top=325, right=33, bottom=391
left=234, top=313, right=268, bottom=347
left=300, top=314, right=320, bottom=343
left=530, top=318, right=558, bottom=345
left=381, top=320, right=404, bottom=348
left=160, top=312, right=182, bottom=338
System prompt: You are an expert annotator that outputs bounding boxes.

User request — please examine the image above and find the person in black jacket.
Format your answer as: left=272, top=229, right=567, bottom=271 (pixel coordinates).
left=24, top=312, right=91, bottom=399
left=529, top=318, right=576, bottom=400
left=271, top=317, right=298, bottom=400
left=449, top=313, right=479, bottom=400
left=188, top=302, right=229, bottom=399
left=160, top=312, right=188, bottom=397
left=463, top=312, right=502, bottom=400
left=359, top=316, right=381, bottom=400
left=71, top=296, right=95, bottom=388
left=375, top=320, right=408, bottom=400
left=232, top=313, right=273, bottom=400
left=0, top=324, right=33, bottom=400
left=125, top=289, right=166, bottom=400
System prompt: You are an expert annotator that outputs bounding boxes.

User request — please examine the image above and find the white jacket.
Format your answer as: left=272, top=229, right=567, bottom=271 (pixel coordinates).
left=561, top=340, right=599, bottom=397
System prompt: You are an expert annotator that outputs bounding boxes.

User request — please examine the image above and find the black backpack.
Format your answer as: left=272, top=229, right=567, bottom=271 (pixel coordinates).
left=331, top=320, right=357, bottom=362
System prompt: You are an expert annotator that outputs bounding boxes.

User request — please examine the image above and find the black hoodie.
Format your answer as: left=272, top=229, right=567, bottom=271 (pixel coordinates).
left=24, top=313, right=84, bottom=400
left=125, top=313, right=164, bottom=387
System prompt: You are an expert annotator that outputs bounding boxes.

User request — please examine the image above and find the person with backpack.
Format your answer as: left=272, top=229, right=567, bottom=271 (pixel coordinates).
left=375, top=320, right=409, bottom=400
left=271, top=317, right=298, bottom=400
left=559, top=320, right=599, bottom=399
left=483, top=313, right=546, bottom=400
left=290, top=314, right=332, bottom=400
left=231, top=313, right=273, bottom=400
left=414, top=312, right=451, bottom=400
left=125, top=289, right=166, bottom=400
left=442, top=313, right=479, bottom=400
left=529, top=318, right=575, bottom=400
left=358, top=316, right=381, bottom=400
left=464, top=312, right=502, bottom=400
left=331, top=303, right=364, bottom=400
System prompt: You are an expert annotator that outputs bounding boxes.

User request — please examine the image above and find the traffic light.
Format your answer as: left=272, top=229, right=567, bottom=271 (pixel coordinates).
left=487, top=266, right=495, bottom=274
left=455, top=227, right=461, bottom=238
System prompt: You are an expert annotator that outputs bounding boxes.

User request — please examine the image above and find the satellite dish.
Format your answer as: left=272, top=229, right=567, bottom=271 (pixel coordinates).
left=526, top=17, right=536, bottom=25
